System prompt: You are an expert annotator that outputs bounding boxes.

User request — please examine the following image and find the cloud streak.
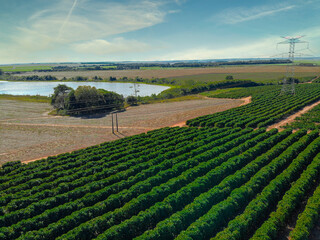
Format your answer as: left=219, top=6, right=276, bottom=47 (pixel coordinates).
left=58, top=0, right=78, bottom=39
left=215, top=4, right=295, bottom=24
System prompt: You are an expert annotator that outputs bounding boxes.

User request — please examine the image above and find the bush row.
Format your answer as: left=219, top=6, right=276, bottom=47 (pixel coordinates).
left=211, top=131, right=320, bottom=240
left=176, top=130, right=317, bottom=240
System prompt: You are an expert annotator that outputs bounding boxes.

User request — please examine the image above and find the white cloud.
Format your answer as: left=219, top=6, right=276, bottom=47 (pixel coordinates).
left=73, top=38, right=150, bottom=55
left=0, top=0, right=174, bottom=63
left=159, top=36, right=287, bottom=60
left=215, top=4, right=295, bottom=24
left=22, top=0, right=167, bottom=44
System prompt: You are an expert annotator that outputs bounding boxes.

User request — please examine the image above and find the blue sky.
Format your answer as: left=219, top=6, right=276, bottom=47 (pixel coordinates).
left=0, top=0, right=319, bottom=64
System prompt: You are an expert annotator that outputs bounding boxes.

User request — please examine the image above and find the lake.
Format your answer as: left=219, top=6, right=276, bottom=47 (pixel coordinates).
left=0, top=81, right=169, bottom=97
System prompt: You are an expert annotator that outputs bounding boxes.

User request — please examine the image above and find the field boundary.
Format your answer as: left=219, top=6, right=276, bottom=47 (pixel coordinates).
left=267, top=99, right=320, bottom=131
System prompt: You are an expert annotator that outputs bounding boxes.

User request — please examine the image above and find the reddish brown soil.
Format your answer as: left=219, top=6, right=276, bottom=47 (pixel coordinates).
left=0, top=98, right=245, bottom=164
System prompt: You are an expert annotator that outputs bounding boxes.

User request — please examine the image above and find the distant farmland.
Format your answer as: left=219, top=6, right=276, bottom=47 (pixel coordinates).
left=13, top=65, right=319, bottom=83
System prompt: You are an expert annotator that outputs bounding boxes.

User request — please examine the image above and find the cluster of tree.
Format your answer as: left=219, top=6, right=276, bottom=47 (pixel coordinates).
left=70, top=76, right=89, bottom=81
left=116, top=59, right=291, bottom=69
left=24, top=59, right=293, bottom=73
left=51, top=84, right=124, bottom=115
left=6, top=75, right=58, bottom=81
left=108, top=76, right=176, bottom=85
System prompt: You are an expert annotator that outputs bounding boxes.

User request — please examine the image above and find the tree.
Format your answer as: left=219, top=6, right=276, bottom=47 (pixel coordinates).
left=0, top=68, right=3, bottom=75
left=51, top=85, right=124, bottom=115
left=74, top=86, right=102, bottom=107
left=225, top=75, right=234, bottom=80
left=126, top=96, right=138, bottom=106
left=51, top=84, right=73, bottom=110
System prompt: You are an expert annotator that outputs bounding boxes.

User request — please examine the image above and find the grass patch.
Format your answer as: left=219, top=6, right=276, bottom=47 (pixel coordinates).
left=139, top=67, right=189, bottom=70
left=140, top=95, right=204, bottom=104
left=0, top=65, right=53, bottom=72
left=0, top=94, right=50, bottom=103
left=199, top=88, right=244, bottom=97
left=168, top=72, right=318, bottom=84
left=295, top=60, right=320, bottom=65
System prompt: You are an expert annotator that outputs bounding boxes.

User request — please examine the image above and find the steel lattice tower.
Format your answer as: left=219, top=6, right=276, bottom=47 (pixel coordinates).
left=278, top=36, right=308, bottom=95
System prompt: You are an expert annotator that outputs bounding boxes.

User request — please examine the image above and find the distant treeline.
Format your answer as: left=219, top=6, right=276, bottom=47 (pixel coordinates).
left=8, top=59, right=292, bottom=73
left=5, top=75, right=58, bottom=81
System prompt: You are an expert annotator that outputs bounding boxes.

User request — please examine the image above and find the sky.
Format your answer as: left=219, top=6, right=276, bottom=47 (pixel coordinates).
left=0, top=0, right=319, bottom=64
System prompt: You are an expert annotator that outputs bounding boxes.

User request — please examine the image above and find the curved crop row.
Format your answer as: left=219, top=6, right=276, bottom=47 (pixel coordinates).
left=251, top=150, right=320, bottom=239
left=18, top=129, right=265, bottom=240
left=211, top=131, right=320, bottom=240
left=175, top=131, right=318, bottom=240
left=0, top=128, right=252, bottom=239
left=187, top=84, right=320, bottom=129
left=289, top=181, right=320, bottom=240
left=136, top=129, right=302, bottom=240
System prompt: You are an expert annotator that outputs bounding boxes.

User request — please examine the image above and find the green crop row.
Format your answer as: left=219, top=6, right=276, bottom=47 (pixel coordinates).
left=136, top=129, right=300, bottom=240
left=176, top=131, right=318, bottom=239
left=0, top=127, right=209, bottom=212
left=0, top=128, right=249, bottom=239
left=17, top=129, right=260, bottom=240
left=0, top=127, right=185, bottom=190
left=251, top=150, right=320, bottom=239
left=73, top=129, right=276, bottom=240
left=187, top=84, right=320, bottom=129
left=0, top=128, right=235, bottom=229
left=289, top=181, right=320, bottom=240
left=212, top=131, right=320, bottom=240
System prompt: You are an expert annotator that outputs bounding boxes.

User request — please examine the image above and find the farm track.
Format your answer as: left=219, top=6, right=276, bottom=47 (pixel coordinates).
left=267, top=99, right=320, bottom=131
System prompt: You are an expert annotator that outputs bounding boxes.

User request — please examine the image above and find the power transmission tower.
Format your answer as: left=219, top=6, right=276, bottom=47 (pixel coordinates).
left=278, top=36, right=309, bottom=95
left=129, top=83, right=140, bottom=97
left=133, top=83, right=140, bottom=97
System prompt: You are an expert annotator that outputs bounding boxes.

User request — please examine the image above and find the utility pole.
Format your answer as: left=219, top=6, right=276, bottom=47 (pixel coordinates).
left=116, top=113, right=118, bottom=132
left=111, top=112, right=114, bottom=134
left=278, top=36, right=308, bottom=95
left=111, top=111, right=119, bottom=134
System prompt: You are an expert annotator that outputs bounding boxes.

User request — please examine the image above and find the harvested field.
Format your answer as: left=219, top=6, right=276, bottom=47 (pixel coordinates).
left=15, top=65, right=319, bottom=80
left=0, top=98, right=243, bottom=164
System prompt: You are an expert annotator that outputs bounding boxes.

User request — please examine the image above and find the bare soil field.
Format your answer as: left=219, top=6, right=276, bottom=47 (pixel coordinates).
left=16, top=65, right=319, bottom=80
left=0, top=98, right=243, bottom=164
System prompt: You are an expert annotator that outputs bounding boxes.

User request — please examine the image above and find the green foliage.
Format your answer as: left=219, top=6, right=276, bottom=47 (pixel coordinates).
left=0, top=94, right=50, bottom=103
left=289, top=182, right=320, bottom=240
left=285, top=102, right=320, bottom=130
left=126, top=96, right=138, bottom=106
left=51, top=84, right=73, bottom=110
left=50, top=85, right=124, bottom=115
left=71, top=76, right=88, bottom=81
left=4, top=75, right=58, bottom=81
left=251, top=141, right=320, bottom=240
left=187, top=84, right=320, bottom=129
